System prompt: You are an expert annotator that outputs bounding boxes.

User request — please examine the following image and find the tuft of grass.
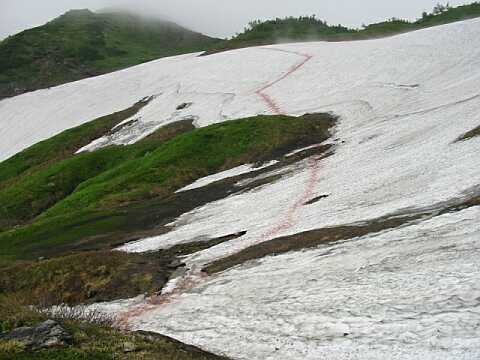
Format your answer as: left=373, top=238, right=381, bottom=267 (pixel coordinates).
left=455, top=124, right=480, bottom=142
left=0, top=349, right=111, bottom=360
left=0, top=294, right=46, bottom=334
left=0, top=340, right=25, bottom=354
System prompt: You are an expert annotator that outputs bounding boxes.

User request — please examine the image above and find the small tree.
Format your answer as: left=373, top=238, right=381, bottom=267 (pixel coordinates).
left=433, top=3, right=447, bottom=15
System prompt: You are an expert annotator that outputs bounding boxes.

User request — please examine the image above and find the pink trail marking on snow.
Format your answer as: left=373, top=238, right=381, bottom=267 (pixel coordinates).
left=253, top=48, right=318, bottom=241
left=116, top=47, right=319, bottom=328
left=255, top=48, right=313, bottom=115
left=258, top=157, right=320, bottom=242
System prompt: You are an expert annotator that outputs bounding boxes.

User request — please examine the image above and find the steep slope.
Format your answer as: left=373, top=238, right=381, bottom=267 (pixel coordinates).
left=1, top=16, right=480, bottom=360
left=0, top=112, right=333, bottom=261
left=0, top=9, right=219, bottom=99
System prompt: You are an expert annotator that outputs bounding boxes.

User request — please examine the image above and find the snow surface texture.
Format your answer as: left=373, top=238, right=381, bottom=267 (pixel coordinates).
left=2, top=18, right=480, bottom=359
left=127, top=208, right=480, bottom=360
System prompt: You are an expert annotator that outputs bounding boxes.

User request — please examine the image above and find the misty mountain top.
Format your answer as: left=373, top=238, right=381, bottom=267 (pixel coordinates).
left=0, top=9, right=220, bottom=99
left=60, top=8, right=175, bottom=28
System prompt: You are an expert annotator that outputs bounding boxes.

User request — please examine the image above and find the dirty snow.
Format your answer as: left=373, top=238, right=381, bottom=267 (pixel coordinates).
left=126, top=207, right=480, bottom=360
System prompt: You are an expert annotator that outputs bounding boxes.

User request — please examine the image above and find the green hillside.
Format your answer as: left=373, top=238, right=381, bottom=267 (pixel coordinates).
left=0, top=103, right=334, bottom=264
left=206, top=2, right=480, bottom=53
left=0, top=9, right=220, bottom=99
left=1, top=3, right=479, bottom=98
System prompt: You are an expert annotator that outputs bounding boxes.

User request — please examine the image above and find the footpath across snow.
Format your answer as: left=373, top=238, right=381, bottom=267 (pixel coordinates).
left=2, top=18, right=480, bottom=360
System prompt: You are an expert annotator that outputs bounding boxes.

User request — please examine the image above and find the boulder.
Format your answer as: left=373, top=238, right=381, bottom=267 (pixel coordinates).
left=0, top=319, right=72, bottom=350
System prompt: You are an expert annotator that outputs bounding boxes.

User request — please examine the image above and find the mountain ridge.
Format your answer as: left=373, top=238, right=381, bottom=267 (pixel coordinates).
left=2, top=3, right=480, bottom=99
left=0, top=9, right=220, bottom=99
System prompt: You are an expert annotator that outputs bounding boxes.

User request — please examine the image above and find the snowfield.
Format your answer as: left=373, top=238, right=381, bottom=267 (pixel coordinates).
left=129, top=207, right=480, bottom=360
left=2, top=18, right=480, bottom=359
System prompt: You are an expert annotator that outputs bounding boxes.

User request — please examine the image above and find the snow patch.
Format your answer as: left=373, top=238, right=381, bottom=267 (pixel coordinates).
left=176, top=161, right=279, bottom=193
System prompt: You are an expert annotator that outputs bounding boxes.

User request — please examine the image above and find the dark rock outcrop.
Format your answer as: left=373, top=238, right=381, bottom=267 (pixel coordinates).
left=0, top=320, right=72, bottom=350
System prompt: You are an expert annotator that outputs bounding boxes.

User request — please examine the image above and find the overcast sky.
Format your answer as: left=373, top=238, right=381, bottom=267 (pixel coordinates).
left=0, top=0, right=472, bottom=40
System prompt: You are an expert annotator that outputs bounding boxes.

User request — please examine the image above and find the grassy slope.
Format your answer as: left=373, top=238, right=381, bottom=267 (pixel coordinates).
left=0, top=295, right=227, bottom=359
left=0, top=97, right=157, bottom=230
left=0, top=9, right=220, bottom=99
left=0, top=97, right=150, bottom=186
left=0, top=124, right=196, bottom=230
left=0, top=234, right=244, bottom=307
left=0, top=113, right=334, bottom=263
left=206, top=2, right=480, bottom=53
left=0, top=251, right=168, bottom=305
left=0, top=326, right=228, bottom=360
left=42, top=115, right=329, bottom=215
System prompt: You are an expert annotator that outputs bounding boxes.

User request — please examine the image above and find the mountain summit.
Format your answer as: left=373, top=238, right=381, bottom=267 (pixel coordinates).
left=0, top=9, right=219, bottom=99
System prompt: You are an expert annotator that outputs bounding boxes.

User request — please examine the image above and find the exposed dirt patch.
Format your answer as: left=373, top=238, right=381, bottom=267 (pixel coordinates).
left=176, top=102, right=193, bottom=110
left=163, top=231, right=247, bottom=259
left=142, top=119, right=195, bottom=142
left=203, top=213, right=421, bottom=274
left=304, top=194, right=329, bottom=205
left=455, top=124, right=480, bottom=142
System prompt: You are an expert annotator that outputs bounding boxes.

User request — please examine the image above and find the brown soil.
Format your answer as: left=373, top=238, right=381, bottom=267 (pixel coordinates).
left=455, top=124, right=480, bottom=142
